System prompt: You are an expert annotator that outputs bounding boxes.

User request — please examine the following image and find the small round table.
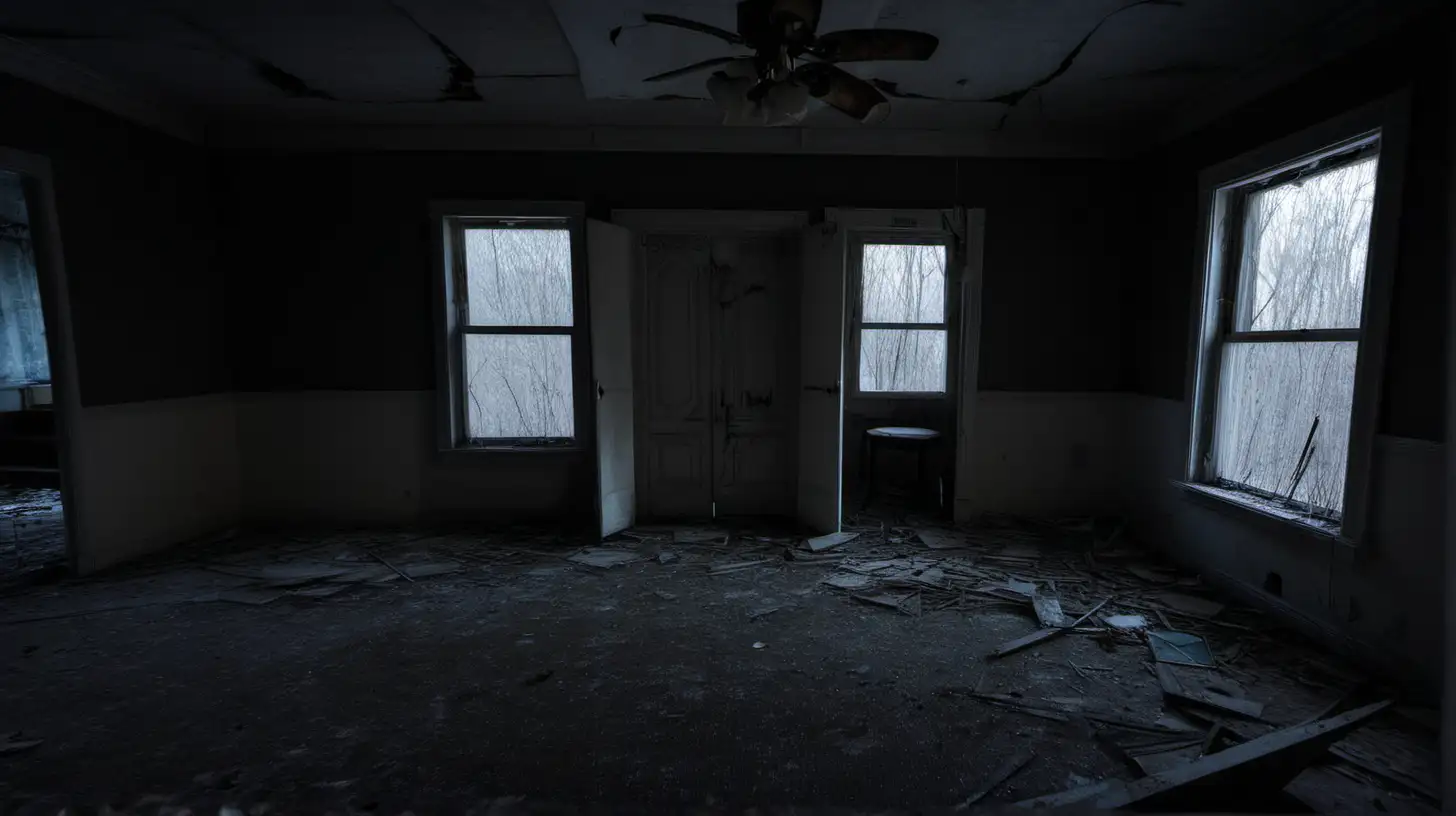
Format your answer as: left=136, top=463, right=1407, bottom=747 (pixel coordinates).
left=862, top=426, right=942, bottom=510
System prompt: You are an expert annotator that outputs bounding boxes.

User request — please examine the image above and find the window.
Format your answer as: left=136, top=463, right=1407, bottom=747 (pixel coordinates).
left=435, top=205, right=588, bottom=449
left=851, top=239, right=950, bottom=395
left=1188, top=104, right=1403, bottom=538
left=0, top=171, right=50, bottom=386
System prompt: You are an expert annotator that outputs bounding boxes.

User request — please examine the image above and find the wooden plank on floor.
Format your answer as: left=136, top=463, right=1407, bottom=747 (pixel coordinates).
left=1094, top=700, right=1392, bottom=812
left=1155, top=663, right=1265, bottom=720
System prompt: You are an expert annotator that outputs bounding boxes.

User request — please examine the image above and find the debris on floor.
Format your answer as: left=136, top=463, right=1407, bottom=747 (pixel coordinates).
left=1104, top=614, right=1148, bottom=630
left=1148, top=629, right=1217, bottom=667
left=0, top=485, right=66, bottom=584
left=955, top=747, right=1035, bottom=809
left=0, top=513, right=1439, bottom=813
left=566, top=548, right=643, bottom=569
left=804, top=531, right=858, bottom=552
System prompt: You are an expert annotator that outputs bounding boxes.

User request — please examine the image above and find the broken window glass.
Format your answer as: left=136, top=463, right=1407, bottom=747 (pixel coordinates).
left=1236, top=157, right=1376, bottom=332
left=0, top=172, right=50, bottom=385
left=463, top=334, right=574, bottom=440
left=1212, top=340, right=1357, bottom=516
left=1204, top=146, right=1378, bottom=522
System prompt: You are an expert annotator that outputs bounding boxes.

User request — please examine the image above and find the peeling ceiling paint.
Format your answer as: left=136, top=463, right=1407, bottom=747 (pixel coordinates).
left=0, top=0, right=1432, bottom=143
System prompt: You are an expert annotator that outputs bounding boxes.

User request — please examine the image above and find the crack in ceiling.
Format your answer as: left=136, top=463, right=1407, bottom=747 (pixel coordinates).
left=171, top=12, right=334, bottom=101
left=977, top=0, right=1184, bottom=129
left=390, top=2, right=481, bottom=102
left=0, top=0, right=1427, bottom=144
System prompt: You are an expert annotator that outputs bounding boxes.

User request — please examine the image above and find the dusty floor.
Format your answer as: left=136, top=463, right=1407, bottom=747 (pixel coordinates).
left=0, top=486, right=65, bottom=582
left=0, top=516, right=1441, bottom=813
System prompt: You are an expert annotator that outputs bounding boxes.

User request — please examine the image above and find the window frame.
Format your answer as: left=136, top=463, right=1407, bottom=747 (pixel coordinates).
left=1185, top=94, right=1409, bottom=545
left=431, top=201, right=592, bottom=454
left=847, top=229, right=957, bottom=400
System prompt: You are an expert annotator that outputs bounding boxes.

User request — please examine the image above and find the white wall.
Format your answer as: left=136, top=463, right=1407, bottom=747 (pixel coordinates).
left=234, top=390, right=585, bottom=527
left=950, top=389, right=1443, bottom=696
left=69, top=393, right=239, bottom=573
left=1123, top=394, right=1444, bottom=696
left=956, top=392, right=1131, bottom=519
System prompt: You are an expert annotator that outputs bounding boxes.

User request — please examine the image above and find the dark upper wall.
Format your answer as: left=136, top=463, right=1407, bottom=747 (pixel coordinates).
left=0, top=75, right=227, bottom=406
left=1124, top=10, right=1449, bottom=442
left=216, top=151, right=1128, bottom=395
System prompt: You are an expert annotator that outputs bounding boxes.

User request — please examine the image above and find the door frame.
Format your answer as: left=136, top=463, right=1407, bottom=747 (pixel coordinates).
left=611, top=210, right=809, bottom=520
left=0, top=146, right=85, bottom=574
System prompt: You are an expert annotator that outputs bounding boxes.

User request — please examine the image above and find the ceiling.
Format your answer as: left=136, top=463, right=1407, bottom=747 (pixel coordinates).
left=0, top=0, right=1431, bottom=153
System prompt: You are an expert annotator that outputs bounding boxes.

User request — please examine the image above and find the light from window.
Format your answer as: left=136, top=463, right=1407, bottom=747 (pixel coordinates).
left=1208, top=155, right=1377, bottom=517
left=858, top=243, right=947, bottom=393
left=459, top=226, right=575, bottom=441
left=0, top=172, right=50, bottom=385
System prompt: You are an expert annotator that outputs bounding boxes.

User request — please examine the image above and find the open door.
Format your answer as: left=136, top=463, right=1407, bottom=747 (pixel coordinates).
left=797, top=220, right=846, bottom=533
left=588, top=219, right=636, bottom=537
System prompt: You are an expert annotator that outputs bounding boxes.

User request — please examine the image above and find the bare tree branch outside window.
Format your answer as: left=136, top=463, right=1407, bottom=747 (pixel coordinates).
left=1210, top=156, right=1377, bottom=518
left=0, top=172, right=50, bottom=385
left=461, top=227, right=575, bottom=440
left=859, top=243, right=947, bottom=393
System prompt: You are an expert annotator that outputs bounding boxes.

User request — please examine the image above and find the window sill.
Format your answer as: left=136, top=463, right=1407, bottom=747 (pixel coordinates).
left=436, top=445, right=585, bottom=462
left=851, top=391, right=950, bottom=401
left=1172, top=480, right=1356, bottom=548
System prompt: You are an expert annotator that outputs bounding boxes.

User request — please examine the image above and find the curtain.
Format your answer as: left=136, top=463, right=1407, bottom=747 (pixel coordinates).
left=0, top=173, right=49, bottom=385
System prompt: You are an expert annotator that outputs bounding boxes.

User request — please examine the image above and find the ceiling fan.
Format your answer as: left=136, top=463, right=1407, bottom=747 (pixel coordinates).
left=634, top=0, right=938, bottom=125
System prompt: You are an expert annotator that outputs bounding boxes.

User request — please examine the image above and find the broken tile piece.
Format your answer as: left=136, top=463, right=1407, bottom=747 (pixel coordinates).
left=806, top=531, right=859, bottom=552
left=822, top=572, right=874, bottom=591
left=567, top=549, right=642, bottom=569
left=1007, top=578, right=1037, bottom=597
left=1032, top=594, right=1066, bottom=627
left=1104, top=614, right=1149, bottom=630
left=674, top=527, right=729, bottom=544
left=916, top=529, right=966, bottom=550
left=1148, top=630, right=1216, bottom=666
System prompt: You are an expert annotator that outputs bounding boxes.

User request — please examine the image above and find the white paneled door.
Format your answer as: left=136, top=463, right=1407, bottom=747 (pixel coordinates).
left=588, top=219, right=637, bottom=538
left=797, top=222, right=846, bottom=534
left=633, top=230, right=802, bottom=520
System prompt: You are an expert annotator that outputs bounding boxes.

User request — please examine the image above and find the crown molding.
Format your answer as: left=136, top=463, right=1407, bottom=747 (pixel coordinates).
left=205, top=120, right=1115, bottom=158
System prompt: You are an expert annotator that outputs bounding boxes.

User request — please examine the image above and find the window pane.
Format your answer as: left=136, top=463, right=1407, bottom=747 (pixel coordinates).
left=0, top=172, right=50, bottom=384
left=464, top=228, right=573, bottom=326
left=1211, top=341, right=1357, bottom=515
left=859, top=329, right=946, bottom=393
left=463, top=335, right=574, bottom=439
left=861, top=243, right=945, bottom=323
left=1236, top=157, right=1377, bottom=332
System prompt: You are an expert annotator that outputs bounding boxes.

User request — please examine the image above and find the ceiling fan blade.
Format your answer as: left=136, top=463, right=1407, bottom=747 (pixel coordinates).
left=643, top=56, right=742, bottom=82
left=793, top=62, right=889, bottom=123
left=771, top=0, right=823, bottom=41
left=642, top=13, right=744, bottom=45
left=814, top=29, right=939, bottom=61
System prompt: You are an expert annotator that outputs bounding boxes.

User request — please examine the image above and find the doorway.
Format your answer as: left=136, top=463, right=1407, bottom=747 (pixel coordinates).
left=0, top=151, right=77, bottom=582
left=619, top=211, right=806, bottom=521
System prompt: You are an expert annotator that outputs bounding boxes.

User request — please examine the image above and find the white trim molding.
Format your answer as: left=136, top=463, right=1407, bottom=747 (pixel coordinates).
left=610, top=209, right=808, bottom=234
left=205, top=121, right=1109, bottom=157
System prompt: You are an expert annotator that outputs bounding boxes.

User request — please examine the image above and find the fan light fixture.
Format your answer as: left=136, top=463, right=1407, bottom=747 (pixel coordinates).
left=634, top=0, right=936, bottom=126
